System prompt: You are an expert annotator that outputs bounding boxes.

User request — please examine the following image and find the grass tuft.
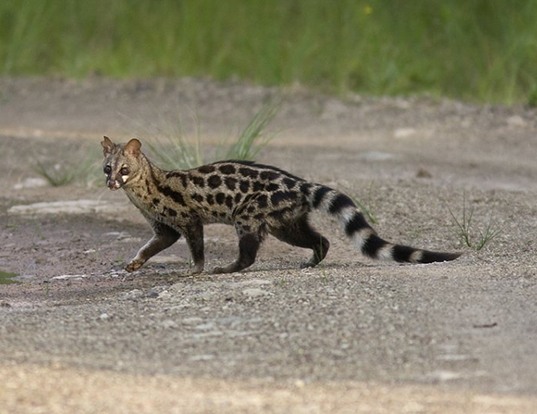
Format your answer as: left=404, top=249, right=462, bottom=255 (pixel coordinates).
left=33, top=147, right=101, bottom=187
left=223, top=100, right=280, bottom=161
left=144, top=113, right=204, bottom=171
left=447, top=193, right=502, bottom=251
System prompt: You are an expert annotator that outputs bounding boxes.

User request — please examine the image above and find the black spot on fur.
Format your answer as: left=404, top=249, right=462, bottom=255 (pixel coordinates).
left=166, top=171, right=187, bottom=187
left=283, top=178, right=296, bottom=190
left=266, top=183, right=279, bottom=192
left=260, top=170, right=280, bottom=181
left=206, top=194, right=215, bottom=205
left=300, top=183, right=312, bottom=196
left=239, top=167, right=259, bottom=179
left=328, top=193, right=355, bottom=214
left=225, top=195, right=234, bottom=209
left=312, top=186, right=331, bottom=208
left=198, top=165, right=216, bottom=174
left=159, top=185, right=185, bottom=206
left=225, top=177, right=237, bottom=191
left=215, top=193, right=226, bottom=205
left=219, top=164, right=236, bottom=175
left=192, top=193, right=204, bottom=203
left=271, top=191, right=295, bottom=206
left=192, top=176, right=205, bottom=187
left=344, top=213, right=369, bottom=236
left=152, top=198, right=160, bottom=206
left=257, top=194, right=268, bottom=209
left=239, top=180, right=250, bottom=193
left=164, top=207, right=177, bottom=217
left=207, top=175, right=222, bottom=188
left=253, top=181, right=264, bottom=192
left=234, top=193, right=242, bottom=204
left=166, top=171, right=182, bottom=179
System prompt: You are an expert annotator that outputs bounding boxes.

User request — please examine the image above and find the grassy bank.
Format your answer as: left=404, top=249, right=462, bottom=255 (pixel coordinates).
left=1, top=0, right=537, bottom=104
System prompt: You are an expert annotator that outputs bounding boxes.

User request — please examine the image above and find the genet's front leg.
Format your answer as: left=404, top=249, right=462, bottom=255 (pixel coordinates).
left=126, top=222, right=181, bottom=272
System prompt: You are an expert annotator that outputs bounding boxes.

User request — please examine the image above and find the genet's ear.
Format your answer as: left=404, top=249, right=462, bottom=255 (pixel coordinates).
left=101, top=136, right=115, bottom=156
left=124, top=138, right=142, bottom=157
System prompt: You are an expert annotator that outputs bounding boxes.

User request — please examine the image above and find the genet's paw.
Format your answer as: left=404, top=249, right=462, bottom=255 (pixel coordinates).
left=125, top=259, right=144, bottom=272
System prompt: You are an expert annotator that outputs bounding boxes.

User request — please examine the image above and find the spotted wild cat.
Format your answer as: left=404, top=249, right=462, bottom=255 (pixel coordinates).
left=101, top=136, right=460, bottom=274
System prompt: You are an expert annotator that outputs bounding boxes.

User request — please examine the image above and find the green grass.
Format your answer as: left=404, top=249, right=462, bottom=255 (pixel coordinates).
left=2, top=1, right=537, bottom=104
left=0, top=270, right=19, bottom=284
left=223, top=100, right=280, bottom=161
left=448, top=193, right=502, bottom=251
left=33, top=146, right=102, bottom=187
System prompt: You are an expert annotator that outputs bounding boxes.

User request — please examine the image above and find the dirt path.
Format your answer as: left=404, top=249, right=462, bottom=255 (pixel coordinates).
left=1, top=77, right=536, bottom=413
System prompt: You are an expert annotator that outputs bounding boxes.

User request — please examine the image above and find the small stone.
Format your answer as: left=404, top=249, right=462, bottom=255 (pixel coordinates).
left=157, top=290, right=172, bottom=300
left=121, top=289, right=143, bottom=300
left=146, top=289, right=160, bottom=299
left=242, top=288, right=270, bottom=298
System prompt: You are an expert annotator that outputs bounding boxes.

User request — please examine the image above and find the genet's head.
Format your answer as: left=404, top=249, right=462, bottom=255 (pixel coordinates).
left=101, top=136, right=143, bottom=190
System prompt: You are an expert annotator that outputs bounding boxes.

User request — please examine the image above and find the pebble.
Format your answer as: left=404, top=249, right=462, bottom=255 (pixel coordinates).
left=242, top=288, right=270, bottom=298
left=121, top=289, right=144, bottom=301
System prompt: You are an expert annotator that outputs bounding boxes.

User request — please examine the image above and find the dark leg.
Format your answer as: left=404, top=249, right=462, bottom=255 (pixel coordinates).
left=212, top=233, right=261, bottom=274
left=126, top=221, right=181, bottom=272
left=271, top=215, right=330, bottom=268
left=182, top=221, right=205, bottom=274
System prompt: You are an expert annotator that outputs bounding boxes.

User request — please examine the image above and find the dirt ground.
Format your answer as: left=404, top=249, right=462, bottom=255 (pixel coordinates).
left=0, top=77, right=536, bottom=413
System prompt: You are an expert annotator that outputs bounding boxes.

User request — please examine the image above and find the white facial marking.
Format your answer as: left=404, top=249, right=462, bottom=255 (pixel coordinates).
left=122, top=175, right=129, bottom=183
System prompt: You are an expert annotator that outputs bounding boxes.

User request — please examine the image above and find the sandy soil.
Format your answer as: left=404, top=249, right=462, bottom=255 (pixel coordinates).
left=0, top=77, right=536, bottom=413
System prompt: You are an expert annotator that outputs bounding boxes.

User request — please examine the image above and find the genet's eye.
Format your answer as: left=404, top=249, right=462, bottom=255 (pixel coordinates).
left=104, top=165, right=112, bottom=175
left=120, top=167, right=129, bottom=176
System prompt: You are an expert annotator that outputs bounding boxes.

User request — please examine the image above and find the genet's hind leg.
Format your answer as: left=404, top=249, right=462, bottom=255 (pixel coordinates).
left=212, top=233, right=263, bottom=274
left=271, top=215, right=329, bottom=268
left=182, top=220, right=205, bottom=275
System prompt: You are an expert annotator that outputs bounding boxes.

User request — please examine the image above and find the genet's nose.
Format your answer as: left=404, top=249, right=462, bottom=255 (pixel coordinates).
left=106, top=178, right=121, bottom=190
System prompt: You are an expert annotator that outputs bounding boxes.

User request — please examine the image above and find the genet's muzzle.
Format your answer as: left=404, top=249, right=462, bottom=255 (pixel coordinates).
left=106, top=178, right=122, bottom=190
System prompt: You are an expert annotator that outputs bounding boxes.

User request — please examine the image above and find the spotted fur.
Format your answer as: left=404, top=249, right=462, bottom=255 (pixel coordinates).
left=101, top=136, right=460, bottom=274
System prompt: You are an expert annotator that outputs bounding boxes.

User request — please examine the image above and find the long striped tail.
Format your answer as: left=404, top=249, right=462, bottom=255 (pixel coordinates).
left=307, top=185, right=461, bottom=264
